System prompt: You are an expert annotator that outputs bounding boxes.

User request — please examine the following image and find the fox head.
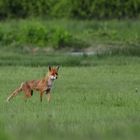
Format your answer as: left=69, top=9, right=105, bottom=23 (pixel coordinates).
left=48, top=66, right=59, bottom=80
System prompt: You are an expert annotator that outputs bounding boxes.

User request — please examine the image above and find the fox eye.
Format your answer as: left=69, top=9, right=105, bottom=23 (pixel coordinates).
left=52, top=72, right=57, bottom=76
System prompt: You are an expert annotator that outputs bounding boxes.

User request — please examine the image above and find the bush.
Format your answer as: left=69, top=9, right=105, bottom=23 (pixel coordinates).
left=50, top=27, right=88, bottom=49
left=50, top=27, right=74, bottom=48
left=0, top=20, right=88, bottom=49
left=20, top=22, right=49, bottom=46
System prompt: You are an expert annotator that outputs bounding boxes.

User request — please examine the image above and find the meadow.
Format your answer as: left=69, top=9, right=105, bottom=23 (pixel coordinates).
left=0, top=19, right=140, bottom=140
left=0, top=53, right=140, bottom=140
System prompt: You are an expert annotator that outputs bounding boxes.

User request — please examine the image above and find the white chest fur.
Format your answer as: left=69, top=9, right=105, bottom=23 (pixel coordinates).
left=47, top=78, right=54, bottom=89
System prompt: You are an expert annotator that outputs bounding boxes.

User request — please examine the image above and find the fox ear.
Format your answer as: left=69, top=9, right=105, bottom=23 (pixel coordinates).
left=56, top=66, right=60, bottom=71
left=49, top=66, right=51, bottom=71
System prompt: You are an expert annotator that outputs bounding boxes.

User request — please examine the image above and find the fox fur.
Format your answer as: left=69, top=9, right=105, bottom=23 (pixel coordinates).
left=6, top=66, right=59, bottom=102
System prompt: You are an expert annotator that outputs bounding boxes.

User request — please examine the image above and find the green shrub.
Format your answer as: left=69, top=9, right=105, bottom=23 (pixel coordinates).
left=0, top=20, right=88, bottom=49
left=20, top=22, right=49, bottom=46
left=0, top=26, right=18, bottom=45
left=50, top=27, right=73, bottom=48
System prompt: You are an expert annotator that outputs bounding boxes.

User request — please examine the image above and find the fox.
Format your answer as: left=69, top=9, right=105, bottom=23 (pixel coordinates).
left=6, top=66, right=60, bottom=102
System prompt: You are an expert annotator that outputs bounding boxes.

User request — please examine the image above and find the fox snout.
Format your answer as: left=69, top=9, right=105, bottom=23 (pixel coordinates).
left=50, top=75, right=57, bottom=80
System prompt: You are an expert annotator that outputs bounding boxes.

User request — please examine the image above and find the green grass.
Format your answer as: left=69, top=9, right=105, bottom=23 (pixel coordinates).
left=1, top=59, right=140, bottom=140
left=0, top=19, right=140, bottom=140
left=1, top=47, right=140, bottom=67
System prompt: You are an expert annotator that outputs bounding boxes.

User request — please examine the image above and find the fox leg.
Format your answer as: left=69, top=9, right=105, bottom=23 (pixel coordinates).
left=45, top=89, right=51, bottom=102
left=23, top=91, right=32, bottom=102
left=40, top=92, right=44, bottom=102
left=47, top=93, right=51, bottom=102
left=22, top=85, right=33, bottom=101
left=6, top=83, right=23, bottom=102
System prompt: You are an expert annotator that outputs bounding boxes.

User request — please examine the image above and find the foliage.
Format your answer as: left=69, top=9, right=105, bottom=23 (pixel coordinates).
left=0, top=0, right=140, bottom=19
left=0, top=19, right=140, bottom=56
left=0, top=20, right=87, bottom=48
left=0, top=19, right=140, bottom=55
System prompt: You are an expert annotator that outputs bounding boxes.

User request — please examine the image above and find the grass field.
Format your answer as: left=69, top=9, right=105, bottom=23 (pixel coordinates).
left=0, top=57, right=140, bottom=140
left=0, top=19, right=140, bottom=140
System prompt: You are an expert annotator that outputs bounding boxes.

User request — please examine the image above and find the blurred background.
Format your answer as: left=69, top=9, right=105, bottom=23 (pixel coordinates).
left=0, top=0, right=140, bottom=66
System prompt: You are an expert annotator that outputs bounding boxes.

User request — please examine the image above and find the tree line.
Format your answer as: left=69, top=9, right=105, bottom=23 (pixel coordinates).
left=0, top=0, right=140, bottom=19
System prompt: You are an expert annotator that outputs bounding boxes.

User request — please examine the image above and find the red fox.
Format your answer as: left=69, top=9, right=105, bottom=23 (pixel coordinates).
left=6, top=66, right=59, bottom=102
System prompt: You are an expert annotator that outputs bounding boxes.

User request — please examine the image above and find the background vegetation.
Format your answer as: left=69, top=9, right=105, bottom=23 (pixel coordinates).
left=0, top=0, right=140, bottom=19
left=0, top=19, right=140, bottom=55
left=0, top=0, right=139, bottom=55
